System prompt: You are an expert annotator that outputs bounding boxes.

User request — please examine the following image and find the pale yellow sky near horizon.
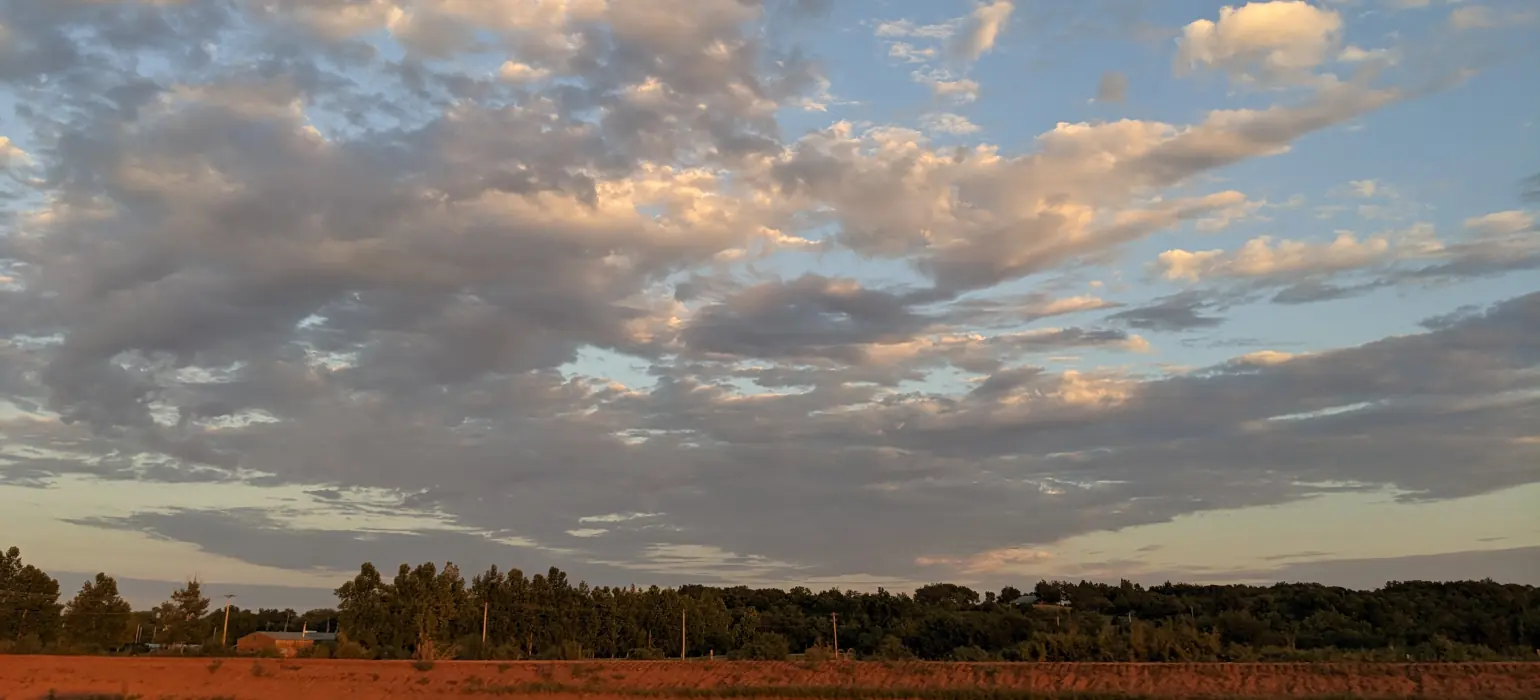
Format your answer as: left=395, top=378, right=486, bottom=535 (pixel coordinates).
left=2, top=474, right=1535, bottom=592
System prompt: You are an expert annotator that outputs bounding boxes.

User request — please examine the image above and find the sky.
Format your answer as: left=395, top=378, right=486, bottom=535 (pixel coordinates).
left=0, top=0, right=1537, bottom=610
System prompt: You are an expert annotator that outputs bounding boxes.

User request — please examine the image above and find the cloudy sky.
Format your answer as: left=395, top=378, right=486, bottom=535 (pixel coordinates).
left=1, top=0, right=1537, bottom=609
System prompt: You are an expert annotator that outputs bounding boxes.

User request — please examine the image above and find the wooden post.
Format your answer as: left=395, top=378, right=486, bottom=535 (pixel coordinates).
left=831, top=612, right=839, bottom=659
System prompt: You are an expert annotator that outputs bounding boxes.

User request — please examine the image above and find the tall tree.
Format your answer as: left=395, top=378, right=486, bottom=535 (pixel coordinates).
left=152, top=579, right=211, bottom=644
left=390, top=562, right=465, bottom=659
left=62, top=573, right=133, bottom=651
left=336, top=563, right=390, bottom=648
left=0, top=546, right=63, bottom=648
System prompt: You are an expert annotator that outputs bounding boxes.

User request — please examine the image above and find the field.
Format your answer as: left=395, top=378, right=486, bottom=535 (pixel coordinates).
left=2, top=657, right=1539, bottom=700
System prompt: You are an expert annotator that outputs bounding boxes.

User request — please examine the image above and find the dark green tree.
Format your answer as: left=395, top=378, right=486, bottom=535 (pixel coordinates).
left=152, top=579, right=210, bottom=645
left=0, top=546, right=62, bottom=649
left=62, top=573, right=132, bottom=651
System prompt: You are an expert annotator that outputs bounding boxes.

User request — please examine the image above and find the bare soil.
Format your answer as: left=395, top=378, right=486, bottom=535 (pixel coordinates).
left=2, top=657, right=1538, bottom=699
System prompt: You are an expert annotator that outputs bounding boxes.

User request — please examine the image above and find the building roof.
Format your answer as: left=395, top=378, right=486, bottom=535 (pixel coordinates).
left=245, top=631, right=337, bottom=641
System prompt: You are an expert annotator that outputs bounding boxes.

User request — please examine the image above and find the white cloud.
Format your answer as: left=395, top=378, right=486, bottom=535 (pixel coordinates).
left=1448, top=5, right=1495, bottom=28
left=497, top=60, right=550, bottom=83
left=874, top=19, right=956, bottom=40
left=1337, top=45, right=1399, bottom=65
left=1464, top=210, right=1535, bottom=237
left=0, top=136, right=29, bottom=167
left=888, top=42, right=937, bottom=63
left=1156, top=230, right=1433, bottom=282
left=1176, top=1, right=1345, bottom=86
left=920, top=112, right=981, bottom=135
left=1346, top=179, right=1383, bottom=197
left=949, top=1, right=1015, bottom=61
left=913, top=69, right=981, bottom=103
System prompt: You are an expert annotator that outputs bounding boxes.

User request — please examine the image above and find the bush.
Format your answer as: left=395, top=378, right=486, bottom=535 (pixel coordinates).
left=537, top=640, right=584, bottom=660
left=454, top=635, right=488, bottom=660
left=304, top=643, right=334, bottom=659
left=627, top=647, right=664, bottom=660
left=412, top=659, right=435, bottom=672
left=949, top=645, right=992, bottom=662
left=488, top=644, right=523, bottom=660
left=873, top=635, right=912, bottom=660
left=10, top=634, right=44, bottom=655
left=729, top=632, right=790, bottom=660
left=335, top=641, right=372, bottom=659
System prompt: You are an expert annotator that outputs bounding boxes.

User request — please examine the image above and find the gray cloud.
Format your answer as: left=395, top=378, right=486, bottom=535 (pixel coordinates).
left=1096, top=71, right=1128, bottom=103
left=1106, top=292, right=1226, bottom=332
left=0, top=0, right=1535, bottom=591
left=680, top=275, right=936, bottom=363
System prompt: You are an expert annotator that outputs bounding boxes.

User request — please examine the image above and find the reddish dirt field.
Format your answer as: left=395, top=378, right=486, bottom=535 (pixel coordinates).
left=2, top=657, right=1539, bottom=699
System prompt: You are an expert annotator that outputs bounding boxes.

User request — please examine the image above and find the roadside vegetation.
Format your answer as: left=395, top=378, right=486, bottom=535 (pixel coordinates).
left=3, top=546, right=1537, bottom=662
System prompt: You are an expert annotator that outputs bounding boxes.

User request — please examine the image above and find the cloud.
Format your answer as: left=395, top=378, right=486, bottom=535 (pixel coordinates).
left=1245, top=546, right=1540, bottom=589
left=1176, top=1, right=1345, bottom=86
left=1154, top=230, right=1431, bottom=282
left=768, top=79, right=1398, bottom=296
left=0, top=136, right=29, bottom=167
left=877, top=2, right=1013, bottom=105
left=0, top=0, right=1533, bottom=591
left=1464, top=210, right=1535, bottom=236
left=920, top=112, right=981, bottom=135
left=678, top=275, right=936, bottom=363
left=949, top=1, right=1015, bottom=61
left=911, top=68, right=981, bottom=103
left=1345, top=179, right=1383, bottom=198
left=1448, top=5, right=1496, bottom=28
left=1107, top=292, right=1228, bottom=332
left=1095, top=71, right=1129, bottom=103
left=496, top=61, right=549, bottom=83
left=1149, top=210, right=1537, bottom=302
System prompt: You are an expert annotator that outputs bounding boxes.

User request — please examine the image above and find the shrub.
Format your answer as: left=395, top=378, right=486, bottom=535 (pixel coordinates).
left=308, top=643, right=334, bottom=659
left=949, top=645, right=992, bottom=662
left=488, top=644, right=523, bottom=660
left=537, top=640, right=584, bottom=660
left=873, top=635, right=912, bottom=661
left=335, top=641, right=372, bottom=659
left=800, top=644, right=834, bottom=668
left=412, top=659, right=436, bottom=672
left=11, top=634, right=44, bottom=655
left=729, top=632, right=790, bottom=660
left=627, top=646, right=664, bottom=660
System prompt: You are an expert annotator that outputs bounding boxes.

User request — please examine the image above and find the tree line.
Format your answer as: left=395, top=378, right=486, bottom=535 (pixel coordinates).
left=4, top=546, right=1538, bottom=661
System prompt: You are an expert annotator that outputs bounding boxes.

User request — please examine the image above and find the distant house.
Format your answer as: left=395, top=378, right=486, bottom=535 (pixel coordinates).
left=237, top=631, right=337, bottom=657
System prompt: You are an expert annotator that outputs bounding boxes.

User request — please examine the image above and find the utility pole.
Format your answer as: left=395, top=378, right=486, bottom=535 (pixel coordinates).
left=482, top=600, right=489, bottom=645
left=681, top=608, right=687, bottom=661
left=831, top=613, right=839, bottom=659
left=220, top=594, right=236, bottom=646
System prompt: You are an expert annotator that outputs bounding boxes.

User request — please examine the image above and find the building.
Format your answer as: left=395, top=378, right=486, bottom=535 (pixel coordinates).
left=236, top=631, right=338, bottom=657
